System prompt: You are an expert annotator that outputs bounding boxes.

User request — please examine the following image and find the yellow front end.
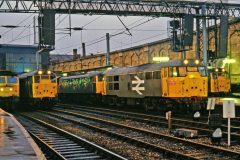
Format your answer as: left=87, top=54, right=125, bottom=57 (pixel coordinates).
left=211, top=75, right=230, bottom=93
left=0, top=84, right=19, bottom=97
left=32, top=77, right=58, bottom=98
left=162, top=67, right=208, bottom=98
left=0, top=76, right=19, bottom=98
left=181, top=72, right=208, bottom=97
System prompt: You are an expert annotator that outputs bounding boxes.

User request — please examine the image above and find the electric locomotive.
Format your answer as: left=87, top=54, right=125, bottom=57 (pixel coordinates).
left=0, top=70, right=19, bottom=109
left=19, top=70, right=58, bottom=107
left=208, top=67, right=230, bottom=96
left=59, top=59, right=208, bottom=114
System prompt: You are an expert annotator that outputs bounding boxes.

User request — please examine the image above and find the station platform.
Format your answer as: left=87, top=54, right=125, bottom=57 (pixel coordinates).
left=0, top=109, right=46, bottom=160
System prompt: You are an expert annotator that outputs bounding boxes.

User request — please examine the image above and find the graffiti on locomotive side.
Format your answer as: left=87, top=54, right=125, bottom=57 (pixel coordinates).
left=59, top=77, right=91, bottom=93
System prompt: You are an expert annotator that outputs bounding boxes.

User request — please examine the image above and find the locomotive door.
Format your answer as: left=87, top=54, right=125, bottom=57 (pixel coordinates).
left=161, top=67, right=181, bottom=97
left=161, top=68, right=168, bottom=97
left=96, top=74, right=106, bottom=95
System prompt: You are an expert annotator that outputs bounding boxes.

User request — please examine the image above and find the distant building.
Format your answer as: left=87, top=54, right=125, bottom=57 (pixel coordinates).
left=49, top=54, right=73, bottom=63
left=0, top=44, right=49, bottom=73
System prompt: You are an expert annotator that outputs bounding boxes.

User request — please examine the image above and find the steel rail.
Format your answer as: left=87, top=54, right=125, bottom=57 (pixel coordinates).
left=38, top=111, right=200, bottom=160
left=43, top=109, right=240, bottom=159
left=18, top=113, right=128, bottom=160
left=56, top=103, right=240, bottom=138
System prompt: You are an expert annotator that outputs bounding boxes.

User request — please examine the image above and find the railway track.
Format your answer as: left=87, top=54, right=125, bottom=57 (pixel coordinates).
left=33, top=108, right=240, bottom=160
left=17, top=114, right=127, bottom=160
left=55, top=103, right=240, bottom=140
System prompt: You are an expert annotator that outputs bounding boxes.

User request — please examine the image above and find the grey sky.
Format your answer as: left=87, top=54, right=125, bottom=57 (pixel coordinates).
left=0, top=13, right=170, bottom=56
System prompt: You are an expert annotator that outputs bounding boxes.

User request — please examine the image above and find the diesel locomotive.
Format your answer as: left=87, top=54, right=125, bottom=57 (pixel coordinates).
left=19, top=70, right=58, bottom=107
left=59, top=59, right=208, bottom=113
left=208, top=67, right=231, bottom=96
left=0, top=70, right=19, bottom=109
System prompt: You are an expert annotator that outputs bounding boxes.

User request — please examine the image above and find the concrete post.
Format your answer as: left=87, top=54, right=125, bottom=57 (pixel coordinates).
left=106, top=33, right=110, bottom=66
left=202, top=5, right=208, bottom=65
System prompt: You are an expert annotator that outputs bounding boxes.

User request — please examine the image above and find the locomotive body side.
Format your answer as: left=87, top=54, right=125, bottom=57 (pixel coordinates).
left=58, top=71, right=104, bottom=104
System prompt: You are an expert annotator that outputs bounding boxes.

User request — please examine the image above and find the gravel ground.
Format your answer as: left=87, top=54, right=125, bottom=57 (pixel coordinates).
left=50, top=111, right=237, bottom=159
left=65, top=108, right=240, bottom=153
left=27, top=112, right=172, bottom=160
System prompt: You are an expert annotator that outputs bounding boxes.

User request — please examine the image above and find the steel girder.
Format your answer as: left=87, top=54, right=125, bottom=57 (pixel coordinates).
left=0, top=0, right=239, bottom=17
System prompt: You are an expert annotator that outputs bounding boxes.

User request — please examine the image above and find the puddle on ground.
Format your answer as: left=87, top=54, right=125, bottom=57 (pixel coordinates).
left=3, top=126, right=17, bottom=140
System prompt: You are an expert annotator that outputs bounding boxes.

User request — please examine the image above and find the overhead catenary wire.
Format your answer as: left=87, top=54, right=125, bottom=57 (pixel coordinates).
left=82, top=17, right=157, bottom=46
left=76, top=17, right=151, bottom=47
left=6, top=33, right=34, bottom=44
left=4, top=16, right=35, bottom=44
left=55, top=32, right=167, bottom=56
left=0, top=13, right=35, bottom=37
left=53, top=16, right=161, bottom=54
left=55, top=15, right=103, bottom=42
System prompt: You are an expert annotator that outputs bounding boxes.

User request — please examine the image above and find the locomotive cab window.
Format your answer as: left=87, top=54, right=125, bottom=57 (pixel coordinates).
left=212, top=73, right=217, bottom=79
left=178, top=67, right=187, bottom=77
left=41, top=75, right=50, bottom=80
left=34, top=76, right=40, bottom=83
left=51, top=76, right=56, bottom=83
left=0, top=77, right=6, bottom=83
left=7, top=76, right=18, bottom=83
left=187, top=67, right=198, bottom=72
left=98, top=75, right=103, bottom=81
left=169, top=67, right=178, bottom=77
left=198, top=67, right=207, bottom=76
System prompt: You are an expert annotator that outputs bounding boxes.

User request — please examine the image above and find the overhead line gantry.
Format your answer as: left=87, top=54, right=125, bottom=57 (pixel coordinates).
left=1, top=0, right=240, bottom=65
left=0, top=0, right=239, bottom=17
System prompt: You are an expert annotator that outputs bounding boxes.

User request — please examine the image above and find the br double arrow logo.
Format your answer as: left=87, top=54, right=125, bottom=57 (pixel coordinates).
left=132, top=76, right=145, bottom=95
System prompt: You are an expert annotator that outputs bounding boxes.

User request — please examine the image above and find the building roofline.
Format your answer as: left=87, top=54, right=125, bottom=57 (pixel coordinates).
left=0, top=44, right=38, bottom=48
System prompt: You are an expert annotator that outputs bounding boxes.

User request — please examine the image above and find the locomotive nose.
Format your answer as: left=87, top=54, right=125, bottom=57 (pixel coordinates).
left=184, top=78, right=207, bottom=97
